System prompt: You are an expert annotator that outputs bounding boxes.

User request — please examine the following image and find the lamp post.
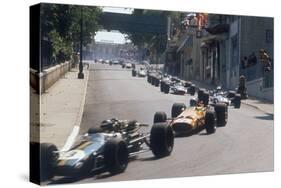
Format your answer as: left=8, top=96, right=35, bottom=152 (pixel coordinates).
left=78, top=6, right=84, bottom=79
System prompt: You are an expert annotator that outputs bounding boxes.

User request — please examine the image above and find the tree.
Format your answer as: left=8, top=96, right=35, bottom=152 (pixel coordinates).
left=40, top=4, right=102, bottom=63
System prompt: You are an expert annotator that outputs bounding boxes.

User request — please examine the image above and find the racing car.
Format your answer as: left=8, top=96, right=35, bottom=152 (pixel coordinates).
left=137, top=68, right=146, bottom=77
left=34, top=118, right=174, bottom=181
left=153, top=101, right=228, bottom=136
left=160, top=76, right=172, bottom=94
left=147, top=72, right=161, bottom=87
left=210, top=87, right=241, bottom=108
left=170, top=82, right=187, bottom=95
left=197, top=87, right=241, bottom=108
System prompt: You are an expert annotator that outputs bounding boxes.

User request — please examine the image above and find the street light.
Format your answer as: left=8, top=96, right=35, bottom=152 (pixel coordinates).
left=78, top=6, right=84, bottom=79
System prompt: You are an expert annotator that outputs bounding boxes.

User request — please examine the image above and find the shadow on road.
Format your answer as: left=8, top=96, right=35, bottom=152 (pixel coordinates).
left=175, top=127, right=205, bottom=138
left=255, top=113, right=274, bottom=120
left=138, top=156, right=156, bottom=161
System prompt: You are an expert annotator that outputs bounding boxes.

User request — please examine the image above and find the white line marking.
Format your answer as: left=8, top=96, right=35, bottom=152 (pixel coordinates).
left=61, top=126, right=80, bottom=151
left=61, top=67, right=90, bottom=151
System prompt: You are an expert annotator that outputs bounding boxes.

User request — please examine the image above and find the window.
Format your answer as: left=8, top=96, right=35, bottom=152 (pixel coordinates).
left=266, top=29, right=273, bottom=43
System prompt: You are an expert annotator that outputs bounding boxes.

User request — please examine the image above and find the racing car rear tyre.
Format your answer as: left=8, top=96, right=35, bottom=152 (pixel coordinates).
left=164, top=84, right=170, bottom=94
left=104, top=138, right=129, bottom=175
left=190, top=98, right=197, bottom=107
left=150, top=122, right=174, bottom=158
left=189, top=85, right=196, bottom=96
left=185, top=81, right=192, bottom=88
left=198, top=88, right=204, bottom=101
left=172, top=103, right=186, bottom=118
left=154, top=111, right=167, bottom=123
left=40, top=143, right=58, bottom=181
left=160, top=81, right=165, bottom=92
left=151, top=77, right=155, bottom=85
left=155, top=78, right=160, bottom=87
left=205, top=111, right=217, bottom=134
left=132, top=70, right=137, bottom=77
left=234, top=94, right=241, bottom=109
left=214, top=103, right=228, bottom=127
left=202, top=92, right=209, bottom=106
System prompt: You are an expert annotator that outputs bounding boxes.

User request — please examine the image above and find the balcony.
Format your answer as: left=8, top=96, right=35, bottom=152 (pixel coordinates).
left=205, top=15, right=229, bottom=35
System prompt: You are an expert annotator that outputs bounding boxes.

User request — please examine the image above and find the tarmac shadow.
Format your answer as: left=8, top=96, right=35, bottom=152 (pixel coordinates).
left=138, top=156, right=156, bottom=161
left=175, top=127, right=205, bottom=138
left=47, top=169, right=106, bottom=185
left=255, top=113, right=274, bottom=120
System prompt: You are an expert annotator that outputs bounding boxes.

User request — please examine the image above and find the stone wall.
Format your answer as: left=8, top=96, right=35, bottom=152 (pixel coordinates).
left=30, top=61, right=71, bottom=94
left=246, top=78, right=273, bottom=101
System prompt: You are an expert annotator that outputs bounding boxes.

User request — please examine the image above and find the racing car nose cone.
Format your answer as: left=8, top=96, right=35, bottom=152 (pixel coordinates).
left=172, top=122, right=193, bottom=133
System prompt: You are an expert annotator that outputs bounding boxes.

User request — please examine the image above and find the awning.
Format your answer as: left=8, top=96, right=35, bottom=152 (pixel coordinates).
left=205, top=23, right=229, bottom=34
left=200, top=33, right=228, bottom=48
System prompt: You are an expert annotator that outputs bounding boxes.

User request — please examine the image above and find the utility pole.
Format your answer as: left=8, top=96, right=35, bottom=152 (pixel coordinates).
left=78, top=6, right=84, bottom=79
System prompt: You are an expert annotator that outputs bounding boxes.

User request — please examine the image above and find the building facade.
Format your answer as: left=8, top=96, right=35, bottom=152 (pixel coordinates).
left=165, top=13, right=273, bottom=101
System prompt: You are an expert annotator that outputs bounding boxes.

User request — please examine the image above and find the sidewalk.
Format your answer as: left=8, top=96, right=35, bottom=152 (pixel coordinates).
left=190, top=80, right=273, bottom=115
left=30, top=67, right=89, bottom=150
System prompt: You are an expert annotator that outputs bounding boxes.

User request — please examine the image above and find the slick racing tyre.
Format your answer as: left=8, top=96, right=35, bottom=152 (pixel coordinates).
left=234, top=94, right=241, bottom=109
left=171, top=103, right=186, bottom=118
left=190, top=98, right=197, bottom=107
left=164, top=83, right=170, bottom=94
left=132, top=70, right=137, bottom=77
left=185, top=81, right=192, bottom=88
left=197, top=88, right=204, bottom=102
left=189, top=84, right=196, bottom=96
left=154, top=111, right=167, bottom=123
left=205, top=110, right=217, bottom=134
left=202, top=92, right=209, bottom=106
left=155, top=78, right=160, bottom=87
left=151, top=76, right=155, bottom=86
left=214, top=103, right=228, bottom=127
left=104, top=138, right=129, bottom=174
left=150, top=122, right=174, bottom=158
left=40, top=143, right=58, bottom=181
left=147, top=74, right=151, bottom=83
left=160, top=81, right=165, bottom=92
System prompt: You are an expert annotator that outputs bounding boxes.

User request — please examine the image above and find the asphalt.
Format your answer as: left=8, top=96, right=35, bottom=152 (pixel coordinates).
left=49, top=63, right=273, bottom=184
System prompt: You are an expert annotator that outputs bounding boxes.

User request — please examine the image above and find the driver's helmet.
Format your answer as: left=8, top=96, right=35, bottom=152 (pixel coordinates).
left=100, top=119, right=114, bottom=128
left=127, top=120, right=138, bottom=131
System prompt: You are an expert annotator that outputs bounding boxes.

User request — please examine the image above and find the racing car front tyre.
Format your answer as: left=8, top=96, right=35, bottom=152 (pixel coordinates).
left=150, top=122, right=174, bottom=158
left=104, top=138, right=129, bottom=175
left=214, top=103, right=228, bottom=127
left=40, top=143, right=58, bottom=181
left=205, top=111, right=217, bottom=134
left=189, top=85, right=196, bottom=96
left=234, top=94, right=241, bottom=109
left=154, top=111, right=167, bottom=123
left=172, top=103, right=186, bottom=118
